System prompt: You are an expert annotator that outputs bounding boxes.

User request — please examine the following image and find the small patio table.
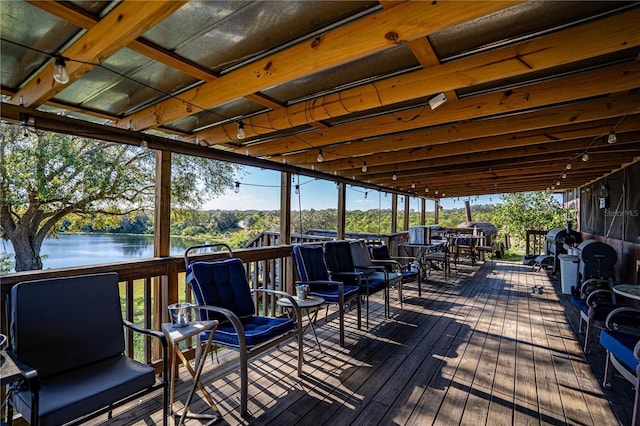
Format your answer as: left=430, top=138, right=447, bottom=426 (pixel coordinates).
left=277, top=295, right=325, bottom=353
left=162, top=320, right=220, bottom=425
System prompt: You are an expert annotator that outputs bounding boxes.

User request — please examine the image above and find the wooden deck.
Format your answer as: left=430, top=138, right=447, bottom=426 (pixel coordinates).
left=83, top=259, right=634, bottom=426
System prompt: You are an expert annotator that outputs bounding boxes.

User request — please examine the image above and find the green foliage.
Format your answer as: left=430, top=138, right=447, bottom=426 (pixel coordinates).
left=493, top=191, right=574, bottom=249
left=0, top=123, right=240, bottom=271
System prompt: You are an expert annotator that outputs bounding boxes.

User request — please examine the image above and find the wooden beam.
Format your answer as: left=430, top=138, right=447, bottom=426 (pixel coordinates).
left=251, top=61, right=640, bottom=160
left=26, top=0, right=284, bottom=112
left=350, top=135, right=640, bottom=182
left=208, top=8, right=640, bottom=147
left=117, top=1, right=521, bottom=130
left=13, top=1, right=186, bottom=108
left=279, top=100, right=640, bottom=168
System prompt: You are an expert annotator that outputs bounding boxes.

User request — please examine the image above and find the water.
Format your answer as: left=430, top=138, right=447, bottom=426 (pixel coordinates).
left=1, top=233, right=202, bottom=271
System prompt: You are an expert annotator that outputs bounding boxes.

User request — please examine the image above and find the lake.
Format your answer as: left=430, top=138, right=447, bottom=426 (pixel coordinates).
left=1, top=233, right=202, bottom=271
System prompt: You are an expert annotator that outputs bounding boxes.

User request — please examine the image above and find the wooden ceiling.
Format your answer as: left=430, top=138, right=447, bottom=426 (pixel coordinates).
left=2, top=0, right=639, bottom=200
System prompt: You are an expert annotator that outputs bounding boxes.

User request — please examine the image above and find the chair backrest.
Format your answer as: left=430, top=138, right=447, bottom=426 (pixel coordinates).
left=293, top=245, right=330, bottom=281
left=323, top=241, right=355, bottom=273
left=369, top=245, right=391, bottom=261
left=187, top=257, right=255, bottom=323
left=10, top=273, right=124, bottom=379
left=350, top=240, right=374, bottom=268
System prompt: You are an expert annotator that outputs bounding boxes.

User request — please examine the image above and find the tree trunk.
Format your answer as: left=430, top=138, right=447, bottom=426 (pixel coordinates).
left=12, top=235, right=43, bottom=271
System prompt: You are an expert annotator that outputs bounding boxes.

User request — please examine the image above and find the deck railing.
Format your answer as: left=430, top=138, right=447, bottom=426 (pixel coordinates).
left=1, top=231, right=409, bottom=367
left=525, top=229, right=548, bottom=256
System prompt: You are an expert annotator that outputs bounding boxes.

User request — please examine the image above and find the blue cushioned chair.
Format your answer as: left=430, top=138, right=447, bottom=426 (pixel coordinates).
left=323, top=240, right=390, bottom=328
left=6, top=273, right=168, bottom=426
left=185, top=244, right=303, bottom=416
left=570, top=278, right=616, bottom=353
left=369, top=244, right=421, bottom=297
left=292, top=244, right=361, bottom=347
left=599, top=306, right=640, bottom=426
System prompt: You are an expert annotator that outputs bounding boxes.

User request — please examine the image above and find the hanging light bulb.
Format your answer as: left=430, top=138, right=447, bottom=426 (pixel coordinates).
left=316, top=149, right=323, bottom=162
left=434, top=190, right=438, bottom=195
left=442, top=192, right=446, bottom=197
left=562, top=172, right=567, bottom=179
left=294, top=184, right=300, bottom=195
left=234, top=181, right=240, bottom=193
left=566, top=162, right=572, bottom=170
left=392, top=173, right=397, bottom=181
left=236, top=121, right=245, bottom=139
left=607, top=128, right=617, bottom=144
left=551, top=185, right=555, bottom=190
left=582, top=152, right=589, bottom=162
left=556, top=180, right=561, bottom=186
left=425, top=187, right=429, bottom=193
left=140, top=138, right=148, bottom=148
left=411, top=181, right=416, bottom=189
left=53, top=55, right=69, bottom=84
left=364, top=191, right=368, bottom=199
left=361, top=162, right=367, bottom=173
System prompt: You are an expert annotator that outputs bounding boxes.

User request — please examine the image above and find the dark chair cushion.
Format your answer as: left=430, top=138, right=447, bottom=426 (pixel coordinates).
left=10, top=273, right=124, bottom=380
left=202, top=316, right=294, bottom=349
left=189, top=258, right=256, bottom=323
left=308, top=285, right=360, bottom=304
left=369, top=245, right=391, bottom=261
left=12, top=355, right=155, bottom=426
left=324, top=241, right=355, bottom=274
left=293, top=245, right=329, bottom=281
left=571, top=297, right=589, bottom=316
left=361, top=271, right=389, bottom=294
left=600, top=330, right=640, bottom=372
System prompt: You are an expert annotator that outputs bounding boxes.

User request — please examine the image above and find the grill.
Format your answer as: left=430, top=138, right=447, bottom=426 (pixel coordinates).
left=577, top=240, right=617, bottom=282
left=545, top=226, right=582, bottom=273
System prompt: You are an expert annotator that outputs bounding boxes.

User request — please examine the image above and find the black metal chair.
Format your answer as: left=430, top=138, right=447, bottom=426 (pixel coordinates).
left=184, top=243, right=303, bottom=417
left=292, top=244, right=361, bottom=347
left=368, top=244, right=421, bottom=297
left=323, top=240, right=391, bottom=328
left=5, top=273, right=168, bottom=426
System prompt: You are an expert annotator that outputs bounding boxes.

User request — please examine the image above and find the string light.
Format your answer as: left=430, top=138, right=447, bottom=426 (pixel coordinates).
left=561, top=172, right=567, bottom=179
left=316, top=149, right=323, bottom=162
left=566, top=162, right=572, bottom=170
left=361, top=162, right=367, bottom=173
left=392, top=173, right=397, bottom=181
left=607, top=128, right=617, bottom=144
left=53, top=55, right=69, bottom=84
left=425, top=187, right=429, bottom=193
left=236, top=121, right=245, bottom=139
left=582, top=152, right=589, bottom=162
left=140, top=138, right=148, bottom=148
left=364, top=191, right=368, bottom=199
left=234, top=181, right=240, bottom=193
left=294, top=184, right=300, bottom=195
left=411, top=181, right=416, bottom=189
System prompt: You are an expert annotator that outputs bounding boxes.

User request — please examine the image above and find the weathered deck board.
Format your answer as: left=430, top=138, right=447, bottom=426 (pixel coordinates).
left=75, top=259, right=633, bottom=426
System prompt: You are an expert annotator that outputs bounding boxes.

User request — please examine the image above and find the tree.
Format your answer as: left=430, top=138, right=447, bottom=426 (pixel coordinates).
left=0, top=123, right=239, bottom=271
left=493, top=191, right=574, bottom=250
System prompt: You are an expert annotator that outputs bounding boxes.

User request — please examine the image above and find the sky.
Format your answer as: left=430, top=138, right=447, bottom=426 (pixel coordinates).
left=203, top=165, right=503, bottom=212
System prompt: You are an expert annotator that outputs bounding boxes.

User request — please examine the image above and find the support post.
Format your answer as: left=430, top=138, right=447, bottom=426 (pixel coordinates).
left=391, top=194, right=398, bottom=233
left=403, top=195, right=410, bottom=231
left=337, top=182, right=346, bottom=240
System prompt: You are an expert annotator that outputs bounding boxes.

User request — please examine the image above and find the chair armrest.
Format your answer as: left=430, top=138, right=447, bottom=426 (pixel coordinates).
left=580, top=278, right=614, bottom=298
left=605, top=306, right=640, bottom=330
left=585, top=289, right=613, bottom=306
left=3, top=349, right=40, bottom=393
left=124, top=320, right=167, bottom=344
left=371, top=259, right=402, bottom=272
left=328, top=271, right=365, bottom=284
